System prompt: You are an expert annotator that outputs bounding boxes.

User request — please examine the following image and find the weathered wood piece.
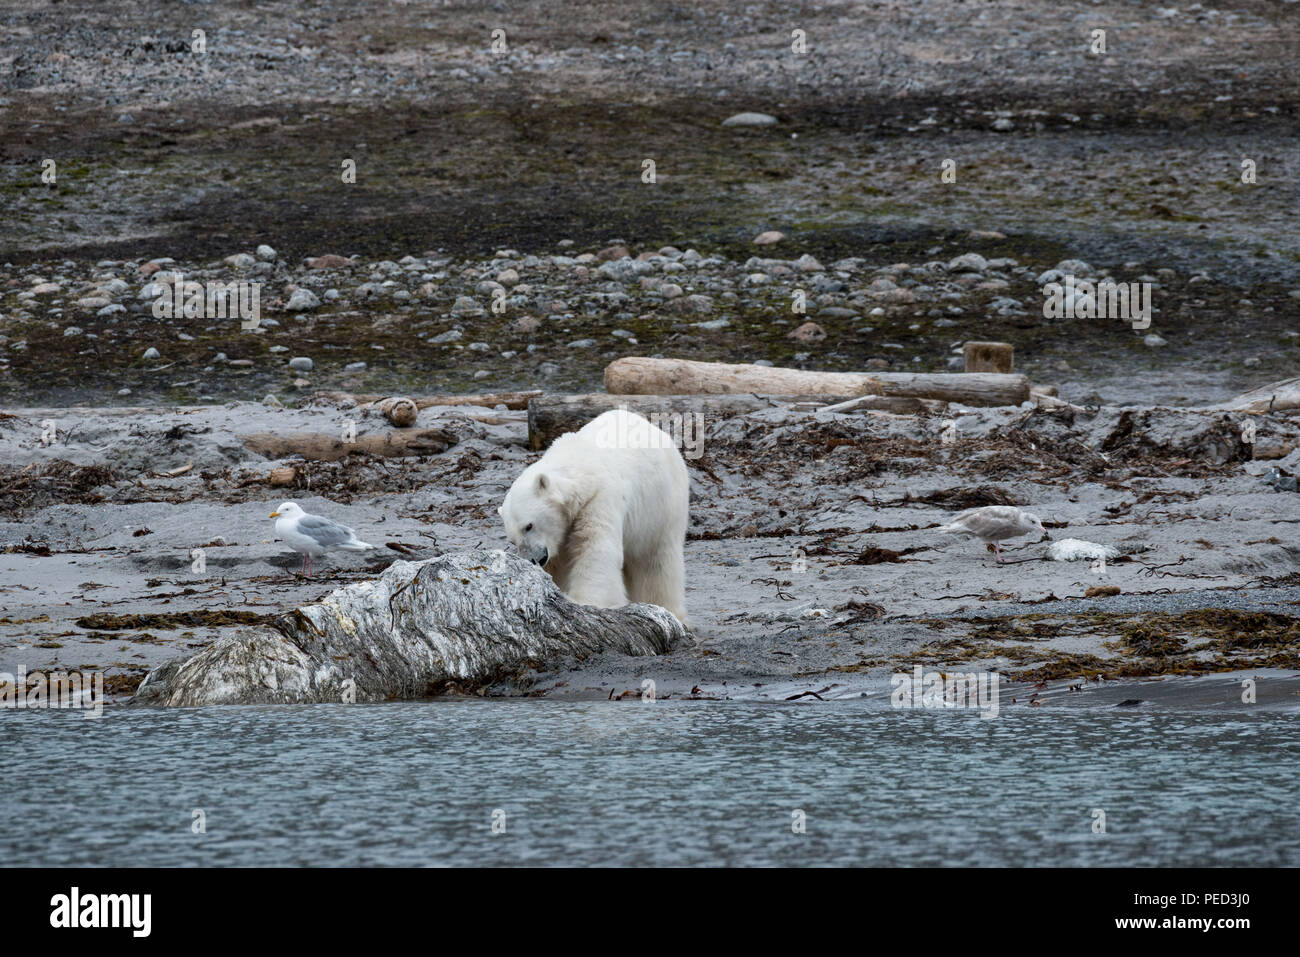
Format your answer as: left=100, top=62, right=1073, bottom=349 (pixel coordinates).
left=314, top=390, right=541, bottom=411
left=240, top=427, right=458, bottom=461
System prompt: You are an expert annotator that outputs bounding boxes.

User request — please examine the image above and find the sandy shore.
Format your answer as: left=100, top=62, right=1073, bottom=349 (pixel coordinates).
left=4, top=391, right=1300, bottom=704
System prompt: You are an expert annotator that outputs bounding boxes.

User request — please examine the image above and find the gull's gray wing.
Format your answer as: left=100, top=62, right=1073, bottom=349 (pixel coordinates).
left=295, top=514, right=357, bottom=547
left=952, top=506, right=1026, bottom=541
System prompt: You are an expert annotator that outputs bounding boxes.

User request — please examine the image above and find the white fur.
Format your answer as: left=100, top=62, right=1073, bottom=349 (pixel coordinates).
left=499, top=409, right=689, bottom=625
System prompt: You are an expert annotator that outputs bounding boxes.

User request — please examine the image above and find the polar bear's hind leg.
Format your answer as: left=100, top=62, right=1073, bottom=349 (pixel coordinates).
left=625, top=539, right=689, bottom=627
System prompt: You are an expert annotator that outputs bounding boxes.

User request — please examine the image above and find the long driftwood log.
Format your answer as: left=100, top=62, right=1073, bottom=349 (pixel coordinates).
left=131, top=551, right=684, bottom=707
left=604, top=357, right=1030, bottom=406
left=314, top=390, right=541, bottom=411
left=241, top=427, right=458, bottom=461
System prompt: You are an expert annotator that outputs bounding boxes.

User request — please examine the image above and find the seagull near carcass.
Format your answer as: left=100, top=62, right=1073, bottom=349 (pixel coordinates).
left=937, top=506, right=1047, bottom=564
left=269, top=501, right=377, bottom=576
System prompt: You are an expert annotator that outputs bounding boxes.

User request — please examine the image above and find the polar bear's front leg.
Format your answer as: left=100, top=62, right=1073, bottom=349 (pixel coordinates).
left=560, top=521, right=630, bottom=610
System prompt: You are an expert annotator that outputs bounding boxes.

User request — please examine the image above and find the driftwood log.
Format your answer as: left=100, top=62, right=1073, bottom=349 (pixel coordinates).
left=1213, top=376, right=1300, bottom=414
left=604, top=357, right=1030, bottom=406
left=241, top=427, right=458, bottom=462
left=816, top=395, right=948, bottom=415
left=130, top=551, right=683, bottom=707
left=314, top=390, right=541, bottom=411
left=527, top=393, right=867, bottom=450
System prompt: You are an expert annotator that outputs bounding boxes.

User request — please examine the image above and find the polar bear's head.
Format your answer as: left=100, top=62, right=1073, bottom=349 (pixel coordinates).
left=498, top=466, right=574, bottom=567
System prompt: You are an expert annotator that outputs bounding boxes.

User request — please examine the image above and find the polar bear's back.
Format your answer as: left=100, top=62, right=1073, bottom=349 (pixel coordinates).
left=547, top=408, right=688, bottom=503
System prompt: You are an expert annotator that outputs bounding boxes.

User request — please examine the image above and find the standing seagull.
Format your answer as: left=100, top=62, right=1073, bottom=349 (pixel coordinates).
left=937, top=506, right=1047, bottom=564
left=269, top=501, right=377, bottom=576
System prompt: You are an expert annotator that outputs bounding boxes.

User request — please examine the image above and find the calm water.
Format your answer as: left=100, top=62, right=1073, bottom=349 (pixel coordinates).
left=2, top=698, right=1297, bottom=866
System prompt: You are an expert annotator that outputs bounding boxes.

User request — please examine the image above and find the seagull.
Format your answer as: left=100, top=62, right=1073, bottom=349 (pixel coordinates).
left=269, top=501, right=377, bottom=576
left=937, top=506, right=1047, bottom=564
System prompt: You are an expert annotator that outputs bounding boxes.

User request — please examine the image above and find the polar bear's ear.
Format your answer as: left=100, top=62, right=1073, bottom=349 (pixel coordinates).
left=534, top=471, right=572, bottom=504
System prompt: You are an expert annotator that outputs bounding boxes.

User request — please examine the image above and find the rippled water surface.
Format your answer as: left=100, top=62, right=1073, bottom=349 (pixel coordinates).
left=3, top=699, right=1296, bottom=866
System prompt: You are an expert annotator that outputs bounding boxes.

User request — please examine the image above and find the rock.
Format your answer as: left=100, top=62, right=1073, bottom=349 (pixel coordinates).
left=663, top=294, right=713, bottom=316
left=597, top=244, right=631, bottom=261
left=992, top=118, right=1015, bottom=132
left=497, top=267, right=520, bottom=286
left=1264, top=468, right=1298, bottom=493
left=722, top=112, right=778, bottom=127
left=1056, top=259, right=1093, bottom=276
left=223, top=253, right=256, bottom=270
left=947, top=253, right=988, bottom=273
left=288, top=356, right=313, bottom=372
left=787, top=321, right=827, bottom=343
left=76, top=297, right=109, bottom=309
left=285, top=288, right=320, bottom=312
left=513, top=315, right=541, bottom=334
left=307, top=254, right=352, bottom=269
left=63, top=326, right=83, bottom=337
left=1144, top=334, right=1167, bottom=347
left=968, top=230, right=1007, bottom=240
left=30, top=283, right=61, bottom=295
left=142, top=347, right=160, bottom=360
left=96, top=278, right=130, bottom=298
left=753, top=230, right=784, bottom=245
left=262, top=394, right=283, bottom=408
left=343, top=361, right=367, bottom=373
left=255, top=244, right=277, bottom=262
left=130, top=551, right=683, bottom=707
left=450, top=296, right=483, bottom=317
left=97, top=304, right=126, bottom=317
left=794, top=254, right=824, bottom=273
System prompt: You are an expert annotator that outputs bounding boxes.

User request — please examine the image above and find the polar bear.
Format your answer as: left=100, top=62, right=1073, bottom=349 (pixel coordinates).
left=498, top=408, right=689, bottom=625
